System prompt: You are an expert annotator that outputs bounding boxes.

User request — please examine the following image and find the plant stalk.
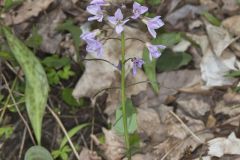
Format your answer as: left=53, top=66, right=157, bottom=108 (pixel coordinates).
left=121, top=32, right=131, bottom=160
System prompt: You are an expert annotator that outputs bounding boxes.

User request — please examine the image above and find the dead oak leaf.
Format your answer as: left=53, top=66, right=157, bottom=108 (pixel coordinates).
left=4, top=0, right=54, bottom=25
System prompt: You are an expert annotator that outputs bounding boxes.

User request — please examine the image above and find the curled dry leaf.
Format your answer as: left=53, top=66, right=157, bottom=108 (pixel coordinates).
left=73, top=26, right=148, bottom=101
left=154, top=131, right=213, bottom=160
left=102, top=128, right=125, bottom=160
left=222, top=15, right=240, bottom=36
left=4, top=0, right=54, bottom=25
left=165, top=5, right=205, bottom=26
left=38, top=8, right=66, bottom=53
left=147, top=70, right=202, bottom=106
left=222, top=0, right=240, bottom=12
left=176, top=93, right=211, bottom=118
left=205, top=22, right=236, bottom=57
left=200, top=0, right=218, bottom=10
left=208, top=132, right=240, bottom=157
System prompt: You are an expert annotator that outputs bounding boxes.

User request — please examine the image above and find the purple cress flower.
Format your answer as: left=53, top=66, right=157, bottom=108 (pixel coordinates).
left=86, top=39, right=104, bottom=57
left=143, top=16, right=164, bottom=38
left=90, top=0, right=108, bottom=6
left=131, top=2, right=148, bottom=19
left=146, top=42, right=166, bottom=61
left=132, top=58, right=144, bottom=76
left=108, top=9, right=129, bottom=34
left=87, top=5, right=104, bottom=22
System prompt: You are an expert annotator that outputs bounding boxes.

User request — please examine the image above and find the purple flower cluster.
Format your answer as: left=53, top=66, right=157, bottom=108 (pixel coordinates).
left=81, top=0, right=166, bottom=75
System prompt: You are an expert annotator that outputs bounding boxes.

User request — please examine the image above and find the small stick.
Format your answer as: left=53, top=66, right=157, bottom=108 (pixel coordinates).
left=169, top=111, right=203, bottom=143
left=2, top=74, right=36, bottom=145
left=47, top=105, right=80, bottom=160
left=18, top=127, right=27, bottom=159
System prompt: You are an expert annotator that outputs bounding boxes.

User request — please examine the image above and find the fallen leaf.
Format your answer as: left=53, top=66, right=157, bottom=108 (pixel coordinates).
left=4, top=0, right=54, bottom=25
left=38, top=8, right=66, bottom=53
left=208, top=132, right=240, bottom=157
left=200, top=0, right=218, bottom=10
left=148, top=70, right=202, bottom=106
left=222, top=15, right=240, bottom=36
left=222, top=0, right=240, bottom=12
left=165, top=5, right=205, bottom=26
left=176, top=93, right=211, bottom=118
left=205, top=22, right=236, bottom=56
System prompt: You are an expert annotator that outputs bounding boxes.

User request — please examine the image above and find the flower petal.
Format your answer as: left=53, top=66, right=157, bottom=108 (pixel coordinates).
left=115, top=8, right=123, bottom=20
left=116, top=24, right=124, bottom=34
left=108, top=16, right=118, bottom=25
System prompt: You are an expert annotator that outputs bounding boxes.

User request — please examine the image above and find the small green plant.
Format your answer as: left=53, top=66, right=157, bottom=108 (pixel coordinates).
left=52, top=145, right=71, bottom=160
left=0, top=126, right=14, bottom=139
left=42, top=55, right=75, bottom=85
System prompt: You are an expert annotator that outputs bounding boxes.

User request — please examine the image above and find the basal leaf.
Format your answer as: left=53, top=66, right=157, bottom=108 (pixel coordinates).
left=202, top=12, right=221, bottom=26
left=3, top=27, right=49, bottom=145
left=154, top=32, right=182, bottom=47
left=60, top=123, right=89, bottom=149
left=156, top=49, right=192, bottom=72
left=114, top=99, right=137, bottom=134
left=24, top=146, right=53, bottom=160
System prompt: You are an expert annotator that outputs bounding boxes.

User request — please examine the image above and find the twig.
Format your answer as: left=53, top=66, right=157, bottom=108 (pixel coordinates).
left=2, top=74, right=36, bottom=145
left=169, top=111, right=203, bottom=143
left=46, top=105, right=80, bottom=160
left=18, top=127, right=27, bottom=160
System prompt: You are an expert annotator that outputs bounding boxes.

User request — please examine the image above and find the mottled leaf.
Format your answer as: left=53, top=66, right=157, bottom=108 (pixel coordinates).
left=24, top=146, right=53, bottom=160
left=3, top=27, right=49, bottom=145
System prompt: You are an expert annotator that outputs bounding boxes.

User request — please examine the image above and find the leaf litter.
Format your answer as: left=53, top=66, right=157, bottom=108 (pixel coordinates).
left=2, top=0, right=240, bottom=159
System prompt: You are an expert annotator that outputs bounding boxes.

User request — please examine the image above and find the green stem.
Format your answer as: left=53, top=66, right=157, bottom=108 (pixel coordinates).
left=121, top=32, right=131, bottom=160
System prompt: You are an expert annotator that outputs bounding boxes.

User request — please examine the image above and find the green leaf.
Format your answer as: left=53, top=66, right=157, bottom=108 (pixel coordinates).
left=0, top=126, right=14, bottom=139
left=225, top=71, right=240, bottom=78
left=60, top=123, right=89, bottom=149
left=114, top=99, right=137, bottom=134
left=24, top=146, right=53, bottom=160
left=42, top=55, right=71, bottom=69
left=156, top=49, right=192, bottom=71
left=57, top=65, right=75, bottom=80
left=52, top=145, right=71, bottom=160
left=143, top=48, right=159, bottom=93
left=135, top=0, right=145, bottom=4
left=3, top=27, right=49, bottom=145
left=61, top=88, right=84, bottom=107
left=129, top=133, right=140, bottom=152
left=202, top=12, right=221, bottom=26
left=148, top=0, right=161, bottom=5
left=237, top=0, right=240, bottom=4
left=0, top=50, right=15, bottom=61
left=154, top=32, right=182, bottom=47
left=3, top=0, right=23, bottom=10
left=57, top=20, right=82, bottom=53
left=25, top=27, right=43, bottom=50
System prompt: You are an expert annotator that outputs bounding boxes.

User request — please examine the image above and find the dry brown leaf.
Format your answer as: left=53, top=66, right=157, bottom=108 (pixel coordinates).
left=208, top=132, right=240, bottom=157
left=154, top=131, right=213, bottom=160
left=104, top=69, right=147, bottom=119
left=4, top=0, right=54, bottom=25
left=73, top=26, right=148, bottom=100
left=165, top=5, right=205, bottom=26
left=102, top=128, right=125, bottom=160
left=38, top=8, right=66, bottom=53
left=148, top=70, right=202, bottom=106
left=222, top=0, right=240, bottom=12
left=176, top=93, right=211, bottom=118
left=200, top=0, right=218, bottom=10
left=79, top=148, right=102, bottom=160
left=222, top=15, right=240, bottom=36
left=205, top=22, right=236, bottom=57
